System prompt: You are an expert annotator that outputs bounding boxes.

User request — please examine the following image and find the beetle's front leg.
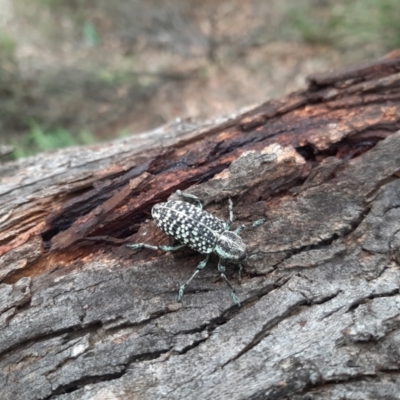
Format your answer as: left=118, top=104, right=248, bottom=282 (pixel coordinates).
left=233, top=218, right=266, bottom=235
left=178, top=255, right=210, bottom=302
left=217, top=260, right=241, bottom=307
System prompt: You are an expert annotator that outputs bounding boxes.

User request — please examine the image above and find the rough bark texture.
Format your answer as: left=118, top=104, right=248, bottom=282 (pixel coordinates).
left=2, top=51, right=400, bottom=400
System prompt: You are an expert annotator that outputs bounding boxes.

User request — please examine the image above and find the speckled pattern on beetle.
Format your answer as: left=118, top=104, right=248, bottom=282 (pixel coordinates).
left=127, top=190, right=265, bottom=306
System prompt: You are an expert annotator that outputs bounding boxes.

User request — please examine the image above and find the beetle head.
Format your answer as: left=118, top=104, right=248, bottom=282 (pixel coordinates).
left=215, top=231, right=247, bottom=263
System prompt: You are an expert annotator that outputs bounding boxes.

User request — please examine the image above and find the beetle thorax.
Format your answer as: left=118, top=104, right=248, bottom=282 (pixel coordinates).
left=215, top=231, right=247, bottom=263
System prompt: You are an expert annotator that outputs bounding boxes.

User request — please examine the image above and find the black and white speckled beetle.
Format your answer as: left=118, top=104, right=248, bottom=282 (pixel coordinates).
left=127, top=190, right=264, bottom=306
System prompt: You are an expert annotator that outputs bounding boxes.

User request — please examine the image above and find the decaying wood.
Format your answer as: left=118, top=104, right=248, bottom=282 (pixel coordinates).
left=2, top=51, right=400, bottom=399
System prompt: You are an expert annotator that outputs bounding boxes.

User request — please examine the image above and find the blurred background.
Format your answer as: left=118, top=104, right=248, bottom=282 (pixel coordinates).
left=0, top=0, right=399, bottom=158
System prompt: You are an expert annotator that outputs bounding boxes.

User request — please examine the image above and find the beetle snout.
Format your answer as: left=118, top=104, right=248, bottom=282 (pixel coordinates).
left=238, top=251, right=247, bottom=262
left=215, top=231, right=247, bottom=263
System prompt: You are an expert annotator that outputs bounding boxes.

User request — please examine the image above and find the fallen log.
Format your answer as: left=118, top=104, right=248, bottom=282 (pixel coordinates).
left=2, top=50, right=400, bottom=399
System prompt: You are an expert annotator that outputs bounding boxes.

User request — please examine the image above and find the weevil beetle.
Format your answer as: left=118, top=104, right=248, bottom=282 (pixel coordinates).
left=127, top=190, right=265, bottom=306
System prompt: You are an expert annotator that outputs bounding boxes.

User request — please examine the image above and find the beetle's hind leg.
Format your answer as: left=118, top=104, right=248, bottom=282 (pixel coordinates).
left=127, top=243, right=186, bottom=252
left=176, top=190, right=203, bottom=209
left=178, top=255, right=210, bottom=302
left=217, top=260, right=241, bottom=307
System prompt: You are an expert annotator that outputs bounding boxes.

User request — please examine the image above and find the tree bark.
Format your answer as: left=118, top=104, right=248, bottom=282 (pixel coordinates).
left=2, top=50, right=400, bottom=400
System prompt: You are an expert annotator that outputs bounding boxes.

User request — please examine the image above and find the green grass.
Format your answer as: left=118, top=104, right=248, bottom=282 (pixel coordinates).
left=83, top=21, right=100, bottom=47
left=12, top=121, right=96, bottom=158
left=288, top=3, right=345, bottom=46
left=288, top=0, right=400, bottom=51
left=0, top=34, right=16, bottom=61
left=10, top=123, right=133, bottom=159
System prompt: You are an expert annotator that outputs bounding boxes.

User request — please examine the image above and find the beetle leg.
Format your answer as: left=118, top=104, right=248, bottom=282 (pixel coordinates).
left=251, top=218, right=266, bottom=228
left=233, top=218, right=266, bottom=235
left=225, top=197, right=234, bottom=230
left=126, top=243, right=158, bottom=251
left=158, top=243, right=186, bottom=252
left=238, top=263, right=243, bottom=283
left=217, top=260, right=241, bottom=307
left=234, top=224, right=246, bottom=235
left=126, top=243, right=185, bottom=252
left=178, top=255, right=210, bottom=301
left=176, top=190, right=203, bottom=209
